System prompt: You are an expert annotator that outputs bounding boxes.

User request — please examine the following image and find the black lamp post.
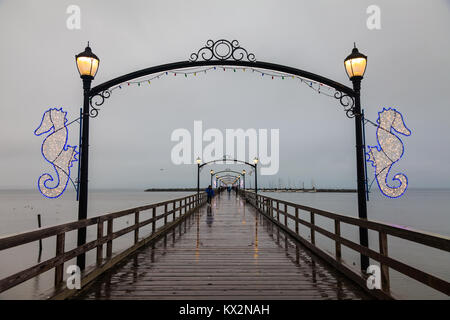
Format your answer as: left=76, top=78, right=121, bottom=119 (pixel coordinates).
left=75, top=43, right=99, bottom=271
left=196, top=157, right=201, bottom=204
left=210, top=169, right=214, bottom=187
left=344, top=44, right=369, bottom=271
left=253, top=157, right=259, bottom=194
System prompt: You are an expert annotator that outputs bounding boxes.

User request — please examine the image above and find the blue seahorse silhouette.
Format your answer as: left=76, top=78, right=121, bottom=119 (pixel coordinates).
left=34, top=108, right=78, bottom=198
left=367, top=108, right=411, bottom=198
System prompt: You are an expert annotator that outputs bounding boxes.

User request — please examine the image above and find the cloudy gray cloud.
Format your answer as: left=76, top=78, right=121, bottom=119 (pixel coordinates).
left=0, top=0, right=449, bottom=190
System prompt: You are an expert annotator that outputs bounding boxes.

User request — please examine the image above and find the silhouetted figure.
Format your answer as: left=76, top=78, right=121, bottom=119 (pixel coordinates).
left=205, top=185, right=214, bottom=205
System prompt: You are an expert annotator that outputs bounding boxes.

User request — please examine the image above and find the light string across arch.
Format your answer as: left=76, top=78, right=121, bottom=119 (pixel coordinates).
left=105, top=65, right=393, bottom=135
left=107, top=66, right=336, bottom=97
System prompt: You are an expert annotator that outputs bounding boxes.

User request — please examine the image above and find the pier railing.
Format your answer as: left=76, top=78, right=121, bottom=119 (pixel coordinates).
left=241, top=190, right=450, bottom=299
left=0, top=192, right=206, bottom=299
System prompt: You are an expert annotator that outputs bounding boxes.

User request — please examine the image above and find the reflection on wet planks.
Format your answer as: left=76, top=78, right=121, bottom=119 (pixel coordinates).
left=77, top=194, right=370, bottom=300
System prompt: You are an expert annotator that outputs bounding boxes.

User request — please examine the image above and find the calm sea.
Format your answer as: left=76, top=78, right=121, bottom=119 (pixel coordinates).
left=0, top=189, right=448, bottom=299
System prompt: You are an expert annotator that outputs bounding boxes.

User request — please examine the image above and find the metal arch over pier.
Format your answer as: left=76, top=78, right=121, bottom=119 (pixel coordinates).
left=90, top=58, right=355, bottom=98
left=76, top=39, right=369, bottom=272
left=76, top=39, right=374, bottom=275
left=198, top=158, right=256, bottom=170
left=213, top=170, right=246, bottom=187
left=0, top=190, right=449, bottom=300
left=216, top=175, right=240, bottom=186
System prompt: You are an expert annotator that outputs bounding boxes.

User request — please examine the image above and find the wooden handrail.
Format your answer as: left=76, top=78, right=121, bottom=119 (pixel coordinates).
left=256, top=193, right=450, bottom=250
left=241, top=190, right=450, bottom=298
left=0, top=193, right=206, bottom=295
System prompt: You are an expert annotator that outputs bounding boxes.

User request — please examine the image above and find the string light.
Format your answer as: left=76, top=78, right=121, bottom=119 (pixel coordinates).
left=107, top=65, right=357, bottom=100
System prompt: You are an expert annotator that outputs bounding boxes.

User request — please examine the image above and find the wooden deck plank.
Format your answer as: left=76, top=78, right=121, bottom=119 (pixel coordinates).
left=75, top=193, right=370, bottom=300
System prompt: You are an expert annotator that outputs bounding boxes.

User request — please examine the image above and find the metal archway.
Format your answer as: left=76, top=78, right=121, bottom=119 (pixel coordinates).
left=216, top=174, right=241, bottom=187
left=196, top=156, right=257, bottom=196
left=212, top=170, right=247, bottom=189
left=88, top=39, right=356, bottom=118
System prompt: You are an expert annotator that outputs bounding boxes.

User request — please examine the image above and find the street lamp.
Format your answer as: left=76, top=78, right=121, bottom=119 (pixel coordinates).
left=76, top=43, right=100, bottom=79
left=345, top=43, right=369, bottom=271
left=242, top=169, right=246, bottom=190
left=344, top=44, right=367, bottom=80
left=253, top=157, right=259, bottom=194
left=210, top=169, right=214, bottom=187
left=75, top=43, right=100, bottom=270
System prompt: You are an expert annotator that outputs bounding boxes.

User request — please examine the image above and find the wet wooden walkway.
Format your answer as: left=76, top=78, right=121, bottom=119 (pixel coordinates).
left=76, top=193, right=370, bottom=300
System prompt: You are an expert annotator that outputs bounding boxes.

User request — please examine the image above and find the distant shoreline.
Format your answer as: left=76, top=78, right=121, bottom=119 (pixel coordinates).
left=144, top=188, right=357, bottom=193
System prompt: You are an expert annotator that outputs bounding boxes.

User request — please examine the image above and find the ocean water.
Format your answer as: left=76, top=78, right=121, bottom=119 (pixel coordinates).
left=0, top=189, right=448, bottom=299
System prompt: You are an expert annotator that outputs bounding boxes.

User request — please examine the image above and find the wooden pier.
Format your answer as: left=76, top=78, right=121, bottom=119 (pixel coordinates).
left=76, top=193, right=369, bottom=300
left=0, top=190, right=449, bottom=300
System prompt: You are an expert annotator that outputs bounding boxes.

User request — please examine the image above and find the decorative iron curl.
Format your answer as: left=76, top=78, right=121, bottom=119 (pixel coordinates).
left=190, top=39, right=256, bottom=62
left=89, top=90, right=111, bottom=118
left=334, top=91, right=356, bottom=118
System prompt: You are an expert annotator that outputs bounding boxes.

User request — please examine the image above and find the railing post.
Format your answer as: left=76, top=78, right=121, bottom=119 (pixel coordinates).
left=152, top=207, right=156, bottom=234
left=164, top=203, right=168, bottom=225
left=134, top=211, right=140, bottom=244
left=310, top=212, right=315, bottom=245
left=96, top=219, right=103, bottom=264
left=276, top=202, right=280, bottom=222
left=107, top=218, right=113, bottom=258
left=173, top=201, right=176, bottom=221
left=295, top=208, right=299, bottom=235
left=284, top=204, right=287, bottom=226
left=379, top=231, right=390, bottom=293
left=54, top=233, right=65, bottom=286
left=271, top=200, right=274, bottom=218
left=335, top=220, right=341, bottom=261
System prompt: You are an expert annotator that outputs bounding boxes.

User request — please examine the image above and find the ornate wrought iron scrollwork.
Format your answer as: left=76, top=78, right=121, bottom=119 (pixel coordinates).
left=334, top=91, right=356, bottom=118
left=89, top=90, right=111, bottom=118
left=190, top=39, right=256, bottom=62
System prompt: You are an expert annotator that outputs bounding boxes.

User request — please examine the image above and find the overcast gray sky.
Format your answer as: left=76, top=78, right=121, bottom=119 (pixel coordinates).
left=0, top=0, right=449, bottom=190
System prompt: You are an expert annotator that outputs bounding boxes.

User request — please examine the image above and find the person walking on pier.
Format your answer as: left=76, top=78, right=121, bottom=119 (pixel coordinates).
left=206, top=185, right=214, bottom=205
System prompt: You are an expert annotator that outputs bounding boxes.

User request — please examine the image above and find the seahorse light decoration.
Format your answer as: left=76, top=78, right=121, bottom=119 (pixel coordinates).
left=34, top=108, right=78, bottom=198
left=367, top=108, right=411, bottom=198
